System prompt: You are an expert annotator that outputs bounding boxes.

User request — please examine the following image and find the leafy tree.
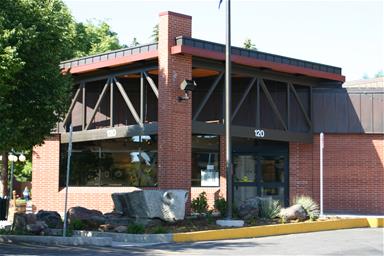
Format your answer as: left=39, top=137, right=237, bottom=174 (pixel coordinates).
left=151, top=24, right=159, bottom=43
left=375, top=70, right=384, bottom=78
left=130, top=37, right=140, bottom=47
left=243, top=38, right=257, bottom=50
left=0, top=0, right=76, bottom=194
left=72, top=20, right=123, bottom=57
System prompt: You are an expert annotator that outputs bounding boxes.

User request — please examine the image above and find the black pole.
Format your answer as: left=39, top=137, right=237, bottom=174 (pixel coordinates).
left=225, top=0, right=233, bottom=219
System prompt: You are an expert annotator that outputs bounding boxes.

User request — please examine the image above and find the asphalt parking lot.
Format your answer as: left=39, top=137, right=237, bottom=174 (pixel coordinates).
left=0, top=228, right=383, bottom=255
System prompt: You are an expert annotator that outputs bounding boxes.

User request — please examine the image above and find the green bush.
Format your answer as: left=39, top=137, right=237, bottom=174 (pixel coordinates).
left=70, top=219, right=86, bottom=230
left=153, top=226, right=168, bottom=234
left=259, top=198, right=281, bottom=219
left=127, top=223, right=145, bottom=234
left=294, top=195, right=320, bottom=220
left=191, top=192, right=208, bottom=214
left=214, top=197, right=227, bottom=217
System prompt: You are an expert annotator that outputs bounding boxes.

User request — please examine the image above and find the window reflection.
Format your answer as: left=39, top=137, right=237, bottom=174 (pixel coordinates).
left=192, top=135, right=220, bottom=187
left=60, top=136, right=157, bottom=187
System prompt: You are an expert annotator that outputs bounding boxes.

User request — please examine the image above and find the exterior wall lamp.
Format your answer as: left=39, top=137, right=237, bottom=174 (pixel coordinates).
left=178, top=79, right=197, bottom=101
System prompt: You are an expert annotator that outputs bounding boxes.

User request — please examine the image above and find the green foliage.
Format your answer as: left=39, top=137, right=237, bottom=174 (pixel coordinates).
left=0, top=0, right=74, bottom=152
left=72, top=20, right=124, bottom=58
left=294, top=195, right=320, bottom=220
left=70, top=219, right=86, bottom=230
left=259, top=198, right=281, bottom=219
left=153, top=226, right=168, bottom=234
left=191, top=192, right=208, bottom=214
left=130, top=37, right=140, bottom=47
left=375, top=70, right=384, bottom=78
left=150, top=24, right=159, bottom=43
left=127, top=223, right=145, bottom=234
left=214, top=197, right=227, bottom=217
left=243, top=38, right=257, bottom=50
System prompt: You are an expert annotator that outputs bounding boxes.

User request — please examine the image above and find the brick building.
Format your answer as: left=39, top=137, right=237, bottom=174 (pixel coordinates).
left=32, top=12, right=384, bottom=215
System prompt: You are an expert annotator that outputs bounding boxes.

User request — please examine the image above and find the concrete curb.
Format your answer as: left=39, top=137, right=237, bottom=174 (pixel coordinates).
left=173, top=217, right=384, bottom=242
left=73, top=230, right=173, bottom=243
left=0, top=235, right=112, bottom=247
left=0, top=218, right=382, bottom=246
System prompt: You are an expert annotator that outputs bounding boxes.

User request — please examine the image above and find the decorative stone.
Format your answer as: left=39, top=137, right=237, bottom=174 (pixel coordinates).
left=12, top=213, right=27, bottom=231
left=238, top=197, right=261, bottom=220
left=98, top=224, right=116, bottom=232
left=111, top=190, right=188, bottom=222
left=26, top=221, right=48, bottom=235
left=113, top=225, right=128, bottom=233
left=216, top=219, right=244, bottom=227
left=36, top=210, right=63, bottom=229
left=280, top=204, right=308, bottom=221
left=68, top=206, right=106, bottom=229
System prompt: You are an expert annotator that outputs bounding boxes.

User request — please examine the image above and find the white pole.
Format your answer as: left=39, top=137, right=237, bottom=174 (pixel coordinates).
left=320, top=132, right=324, bottom=217
left=63, top=125, right=73, bottom=237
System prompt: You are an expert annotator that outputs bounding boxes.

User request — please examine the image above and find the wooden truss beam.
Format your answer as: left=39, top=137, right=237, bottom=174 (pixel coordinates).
left=231, top=77, right=257, bottom=121
left=260, top=79, right=288, bottom=131
left=193, top=72, right=224, bottom=121
left=85, top=78, right=111, bottom=130
left=114, top=77, right=143, bottom=127
left=288, top=82, right=312, bottom=128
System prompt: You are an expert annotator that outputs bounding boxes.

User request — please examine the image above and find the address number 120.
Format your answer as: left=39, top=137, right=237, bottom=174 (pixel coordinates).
left=255, top=129, right=265, bottom=138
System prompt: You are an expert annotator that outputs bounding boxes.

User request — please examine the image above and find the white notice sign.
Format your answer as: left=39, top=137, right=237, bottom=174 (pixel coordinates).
left=201, top=166, right=219, bottom=187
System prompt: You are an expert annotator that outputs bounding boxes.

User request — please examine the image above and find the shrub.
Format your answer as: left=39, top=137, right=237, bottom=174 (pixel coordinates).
left=70, top=219, right=86, bottom=230
left=294, top=195, right=320, bottom=220
left=214, top=197, right=227, bottom=217
left=153, top=226, right=168, bottom=234
left=191, top=192, right=208, bottom=214
left=259, top=198, right=281, bottom=219
left=127, top=223, right=145, bottom=234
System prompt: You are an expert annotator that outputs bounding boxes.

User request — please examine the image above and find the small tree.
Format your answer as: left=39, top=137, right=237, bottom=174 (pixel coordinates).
left=150, top=24, right=159, bottom=43
left=130, top=37, right=140, bottom=47
left=243, top=38, right=257, bottom=50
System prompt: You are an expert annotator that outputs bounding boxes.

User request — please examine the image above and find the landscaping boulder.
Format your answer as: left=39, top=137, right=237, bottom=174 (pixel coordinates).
left=279, top=204, right=307, bottom=221
left=238, top=197, right=260, bottom=220
left=12, top=212, right=36, bottom=231
left=68, top=206, right=106, bottom=229
left=114, top=225, right=128, bottom=233
left=111, top=190, right=188, bottom=222
left=36, top=210, right=63, bottom=229
left=26, top=221, right=48, bottom=235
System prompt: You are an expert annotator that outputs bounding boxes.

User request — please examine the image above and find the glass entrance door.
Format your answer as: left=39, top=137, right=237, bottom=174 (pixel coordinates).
left=233, top=153, right=288, bottom=207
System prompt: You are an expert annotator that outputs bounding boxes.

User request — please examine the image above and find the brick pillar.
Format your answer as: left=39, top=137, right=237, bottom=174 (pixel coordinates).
left=157, top=11, right=192, bottom=191
left=32, top=135, right=61, bottom=211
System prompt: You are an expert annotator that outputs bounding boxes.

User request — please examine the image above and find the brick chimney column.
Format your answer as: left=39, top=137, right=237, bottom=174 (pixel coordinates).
left=157, top=11, right=192, bottom=191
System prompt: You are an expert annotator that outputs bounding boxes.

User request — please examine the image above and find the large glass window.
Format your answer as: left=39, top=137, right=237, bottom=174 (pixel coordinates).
left=60, top=136, right=157, bottom=187
left=192, top=135, right=220, bottom=187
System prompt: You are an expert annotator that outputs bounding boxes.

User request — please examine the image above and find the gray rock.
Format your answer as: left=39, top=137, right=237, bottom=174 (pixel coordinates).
left=12, top=213, right=27, bottom=231
left=238, top=197, right=261, bottom=220
left=68, top=206, right=106, bottom=229
left=113, top=225, right=128, bottom=233
left=36, top=210, right=63, bottom=229
left=26, top=221, right=48, bottom=235
left=111, top=190, right=188, bottom=222
left=25, top=213, right=37, bottom=225
left=280, top=204, right=308, bottom=221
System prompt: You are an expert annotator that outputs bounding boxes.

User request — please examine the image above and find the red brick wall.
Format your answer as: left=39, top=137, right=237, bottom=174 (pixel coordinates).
left=157, top=12, right=192, bottom=194
left=290, top=133, right=384, bottom=215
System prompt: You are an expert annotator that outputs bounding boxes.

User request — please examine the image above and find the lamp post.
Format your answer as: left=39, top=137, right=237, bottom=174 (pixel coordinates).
left=8, top=150, right=26, bottom=199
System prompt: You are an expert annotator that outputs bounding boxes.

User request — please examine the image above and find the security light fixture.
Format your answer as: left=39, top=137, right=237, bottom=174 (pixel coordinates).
left=178, top=79, right=197, bottom=101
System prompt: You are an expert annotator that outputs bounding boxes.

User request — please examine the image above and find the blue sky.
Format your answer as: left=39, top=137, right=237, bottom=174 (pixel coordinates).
left=64, top=0, right=383, bottom=81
